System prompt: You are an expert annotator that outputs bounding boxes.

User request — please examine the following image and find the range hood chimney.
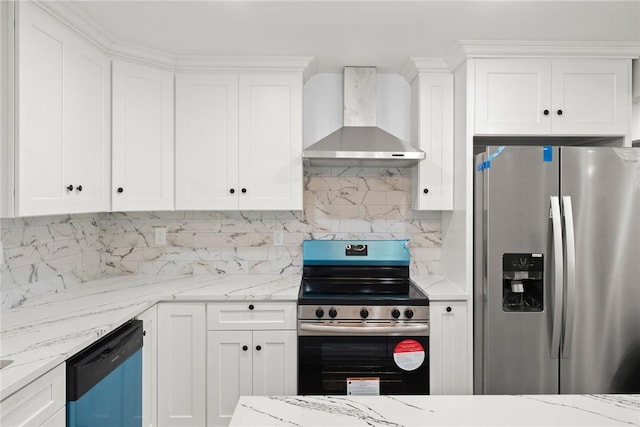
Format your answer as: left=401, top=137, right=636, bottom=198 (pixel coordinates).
left=303, top=66, right=425, bottom=167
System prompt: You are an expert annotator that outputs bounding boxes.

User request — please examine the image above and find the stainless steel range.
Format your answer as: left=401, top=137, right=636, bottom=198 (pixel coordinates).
left=297, top=240, right=430, bottom=396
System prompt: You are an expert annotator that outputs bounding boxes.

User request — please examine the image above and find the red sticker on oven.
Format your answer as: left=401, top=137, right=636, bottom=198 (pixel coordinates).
left=393, top=339, right=425, bottom=371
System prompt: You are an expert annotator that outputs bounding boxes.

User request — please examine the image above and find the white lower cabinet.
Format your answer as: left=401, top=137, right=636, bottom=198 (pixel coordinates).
left=157, top=303, right=206, bottom=427
left=138, top=306, right=158, bottom=427
left=0, top=364, right=66, bottom=426
left=40, top=406, right=66, bottom=427
left=429, top=300, right=470, bottom=395
left=206, top=303, right=297, bottom=426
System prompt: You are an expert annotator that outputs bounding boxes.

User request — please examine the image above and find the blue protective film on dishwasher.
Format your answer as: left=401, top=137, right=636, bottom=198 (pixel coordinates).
left=543, top=146, right=553, bottom=162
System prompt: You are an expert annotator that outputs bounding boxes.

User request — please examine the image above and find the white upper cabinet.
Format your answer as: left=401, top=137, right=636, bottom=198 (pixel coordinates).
left=238, top=73, right=303, bottom=210
left=15, top=2, right=110, bottom=216
left=176, top=72, right=303, bottom=211
left=112, top=60, right=174, bottom=212
left=175, top=73, right=239, bottom=210
left=551, top=60, right=630, bottom=135
left=475, top=59, right=630, bottom=136
left=409, top=72, right=454, bottom=211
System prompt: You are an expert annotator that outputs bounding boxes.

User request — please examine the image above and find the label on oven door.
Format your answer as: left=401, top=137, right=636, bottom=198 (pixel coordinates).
left=393, top=339, right=425, bottom=371
left=346, top=378, right=380, bottom=395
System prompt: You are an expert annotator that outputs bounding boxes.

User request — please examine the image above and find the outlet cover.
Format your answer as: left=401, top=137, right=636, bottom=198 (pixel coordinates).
left=274, top=230, right=284, bottom=246
left=154, top=227, right=167, bottom=246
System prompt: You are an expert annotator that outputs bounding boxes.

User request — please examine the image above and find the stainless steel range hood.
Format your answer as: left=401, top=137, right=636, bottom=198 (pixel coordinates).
left=303, top=67, right=425, bottom=167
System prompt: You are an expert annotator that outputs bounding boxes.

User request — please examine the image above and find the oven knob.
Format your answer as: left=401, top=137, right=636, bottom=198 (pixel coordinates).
left=360, top=308, right=369, bottom=319
left=391, top=308, right=401, bottom=319
left=328, top=308, right=337, bottom=318
left=404, top=308, right=414, bottom=319
left=315, top=308, right=325, bottom=318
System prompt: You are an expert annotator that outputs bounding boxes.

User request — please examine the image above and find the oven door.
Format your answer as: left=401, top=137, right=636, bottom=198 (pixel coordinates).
left=298, top=334, right=429, bottom=395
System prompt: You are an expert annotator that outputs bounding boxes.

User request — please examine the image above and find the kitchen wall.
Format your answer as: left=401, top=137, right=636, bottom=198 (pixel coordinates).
left=0, top=167, right=441, bottom=310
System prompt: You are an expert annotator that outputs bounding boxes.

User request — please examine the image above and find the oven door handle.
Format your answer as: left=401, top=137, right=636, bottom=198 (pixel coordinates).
left=298, top=323, right=429, bottom=334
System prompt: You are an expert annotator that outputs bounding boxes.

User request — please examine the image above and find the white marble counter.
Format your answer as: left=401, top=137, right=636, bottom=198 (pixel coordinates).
left=0, top=273, right=299, bottom=400
left=230, top=394, right=640, bottom=426
left=412, top=275, right=468, bottom=301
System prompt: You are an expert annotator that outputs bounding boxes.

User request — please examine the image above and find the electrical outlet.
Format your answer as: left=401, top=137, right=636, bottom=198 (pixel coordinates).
left=154, top=227, right=167, bottom=246
left=274, top=230, right=284, bottom=246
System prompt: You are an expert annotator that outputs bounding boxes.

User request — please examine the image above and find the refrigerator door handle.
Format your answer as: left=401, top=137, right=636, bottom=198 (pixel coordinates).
left=562, top=196, right=576, bottom=358
left=550, top=196, right=564, bottom=359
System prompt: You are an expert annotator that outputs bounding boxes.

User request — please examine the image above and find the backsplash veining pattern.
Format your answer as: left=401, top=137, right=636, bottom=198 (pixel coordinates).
left=1, top=214, right=106, bottom=308
left=1, top=168, right=442, bottom=309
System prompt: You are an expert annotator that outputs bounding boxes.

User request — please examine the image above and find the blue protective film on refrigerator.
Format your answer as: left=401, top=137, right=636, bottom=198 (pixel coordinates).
left=477, top=146, right=505, bottom=171
left=543, top=146, right=553, bottom=162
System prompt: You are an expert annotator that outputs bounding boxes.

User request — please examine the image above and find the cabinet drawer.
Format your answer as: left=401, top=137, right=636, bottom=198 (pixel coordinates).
left=1, top=364, right=65, bottom=426
left=207, top=302, right=296, bottom=330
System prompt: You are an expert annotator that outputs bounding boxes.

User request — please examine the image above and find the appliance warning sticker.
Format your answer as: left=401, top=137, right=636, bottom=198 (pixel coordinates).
left=347, top=378, right=380, bottom=395
left=393, top=339, right=425, bottom=371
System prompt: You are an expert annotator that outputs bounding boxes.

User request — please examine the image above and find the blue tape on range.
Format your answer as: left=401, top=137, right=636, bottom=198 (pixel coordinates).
left=543, top=146, right=553, bottom=162
left=476, top=146, right=505, bottom=171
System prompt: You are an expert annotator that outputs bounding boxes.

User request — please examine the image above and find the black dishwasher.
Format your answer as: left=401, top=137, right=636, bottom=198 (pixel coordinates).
left=66, top=319, right=143, bottom=427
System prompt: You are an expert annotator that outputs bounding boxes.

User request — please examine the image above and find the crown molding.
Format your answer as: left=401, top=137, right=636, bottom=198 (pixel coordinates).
left=30, top=1, right=316, bottom=79
left=445, top=40, right=640, bottom=71
left=399, top=57, right=450, bottom=83
left=174, top=55, right=317, bottom=81
left=32, top=1, right=115, bottom=53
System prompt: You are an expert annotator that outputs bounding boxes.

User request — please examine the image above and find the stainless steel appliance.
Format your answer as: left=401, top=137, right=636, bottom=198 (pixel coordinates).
left=302, top=67, right=425, bottom=168
left=297, top=240, right=430, bottom=395
left=474, top=146, right=640, bottom=394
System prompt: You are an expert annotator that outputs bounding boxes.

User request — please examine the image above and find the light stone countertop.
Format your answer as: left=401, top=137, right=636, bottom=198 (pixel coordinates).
left=0, top=273, right=300, bottom=400
left=412, top=275, right=468, bottom=301
left=0, top=272, right=463, bottom=401
left=230, top=394, right=640, bottom=426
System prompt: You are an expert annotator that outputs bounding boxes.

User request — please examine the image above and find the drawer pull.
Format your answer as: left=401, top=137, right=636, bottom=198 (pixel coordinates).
left=248, top=304, right=255, bottom=310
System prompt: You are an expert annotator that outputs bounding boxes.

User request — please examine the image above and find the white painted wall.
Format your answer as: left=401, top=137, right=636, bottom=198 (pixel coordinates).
left=303, top=73, right=411, bottom=148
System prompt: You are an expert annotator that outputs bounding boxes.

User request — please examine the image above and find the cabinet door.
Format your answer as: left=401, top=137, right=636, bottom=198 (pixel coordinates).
left=138, top=306, right=158, bottom=427
left=551, top=60, right=630, bottom=135
left=175, top=73, right=239, bottom=210
left=16, top=1, right=65, bottom=216
left=63, top=35, right=111, bottom=214
left=475, top=59, right=551, bottom=135
left=207, top=330, right=252, bottom=427
left=252, top=330, right=297, bottom=396
left=157, top=304, right=206, bottom=427
left=112, top=61, right=174, bottom=211
left=238, top=73, right=303, bottom=210
left=429, top=301, right=469, bottom=395
left=411, top=73, right=454, bottom=210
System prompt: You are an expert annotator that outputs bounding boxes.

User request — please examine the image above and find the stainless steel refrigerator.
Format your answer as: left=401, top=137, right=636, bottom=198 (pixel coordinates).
left=473, top=146, right=640, bottom=394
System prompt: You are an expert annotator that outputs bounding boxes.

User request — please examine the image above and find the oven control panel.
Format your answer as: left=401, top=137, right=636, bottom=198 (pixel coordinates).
left=298, top=305, right=429, bottom=321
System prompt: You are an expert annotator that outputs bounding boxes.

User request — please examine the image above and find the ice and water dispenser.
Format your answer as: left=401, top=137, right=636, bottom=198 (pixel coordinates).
left=502, top=253, right=543, bottom=312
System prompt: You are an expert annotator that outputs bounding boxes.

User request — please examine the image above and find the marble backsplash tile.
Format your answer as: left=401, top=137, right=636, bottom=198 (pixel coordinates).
left=1, top=168, right=442, bottom=309
left=1, top=214, right=106, bottom=309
